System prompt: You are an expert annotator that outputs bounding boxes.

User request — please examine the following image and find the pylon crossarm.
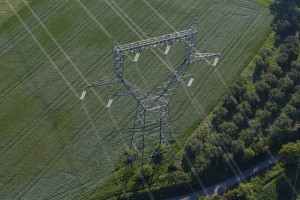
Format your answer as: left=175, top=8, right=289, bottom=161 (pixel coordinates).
left=114, top=28, right=197, bottom=55
left=86, top=18, right=221, bottom=169
left=86, top=75, right=118, bottom=89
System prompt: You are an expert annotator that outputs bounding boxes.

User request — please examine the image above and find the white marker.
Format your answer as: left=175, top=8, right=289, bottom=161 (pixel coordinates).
left=106, top=99, right=113, bottom=108
left=133, top=53, right=140, bottom=62
left=187, top=78, right=194, bottom=87
left=164, top=45, right=170, bottom=55
left=80, top=91, right=86, bottom=100
left=212, top=57, right=219, bottom=67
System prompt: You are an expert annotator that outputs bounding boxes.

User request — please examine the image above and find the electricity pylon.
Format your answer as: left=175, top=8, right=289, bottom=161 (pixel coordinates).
left=83, top=19, right=220, bottom=170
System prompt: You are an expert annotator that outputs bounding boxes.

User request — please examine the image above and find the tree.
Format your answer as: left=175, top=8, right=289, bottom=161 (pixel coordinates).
left=239, top=101, right=253, bottom=117
left=277, top=36, right=299, bottom=68
left=268, top=113, right=293, bottom=144
left=203, top=138, right=220, bottom=162
left=280, top=140, right=300, bottom=166
left=256, top=109, right=272, bottom=128
left=255, top=80, right=271, bottom=100
left=223, top=95, right=237, bottom=112
left=213, top=107, right=229, bottom=128
left=219, top=121, right=238, bottom=137
left=262, top=73, right=278, bottom=88
left=288, top=69, right=300, bottom=85
left=218, top=133, right=233, bottom=148
left=194, top=155, right=211, bottom=175
left=258, top=48, right=273, bottom=59
left=243, top=91, right=260, bottom=108
left=265, top=101, right=280, bottom=117
left=224, top=182, right=261, bottom=200
left=256, top=183, right=278, bottom=200
left=222, top=153, right=234, bottom=165
left=252, top=138, right=269, bottom=154
left=271, top=0, right=300, bottom=43
left=249, top=119, right=262, bottom=132
left=231, top=139, right=245, bottom=161
left=291, top=92, right=300, bottom=109
left=232, top=113, right=245, bottom=127
left=277, top=50, right=290, bottom=68
left=268, top=88, right=285, bottom=104
left=184, top=138, right=201, bottom=161
left=231, top=77, right=247, bottom=102
left=240, top=128, right=257, bottom=147
left=243, top=147, right=255, bottom=161
left=253, top=58, right=268, bottom=81
left=276, top=19, right=292, bottom=36
left=283, top=104, right=297, bottom=119
left=278, top=76, right=294, bottom=94
left=198, top=195, right=221, bottom=200
left=267, top=65, right=282, bottom=78
left=168, top=170, right=189, bottom=184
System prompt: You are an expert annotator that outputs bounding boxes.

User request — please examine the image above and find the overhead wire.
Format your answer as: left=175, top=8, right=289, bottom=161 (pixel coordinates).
left=105, top=0, right=251, bottom=196
left=102, top=0, right=210, bottom=196
left=7, top=0, right=130, bottom=199
left=141, top=0, right=300, bottom=197
left=75, top=1, right=161, bottom=198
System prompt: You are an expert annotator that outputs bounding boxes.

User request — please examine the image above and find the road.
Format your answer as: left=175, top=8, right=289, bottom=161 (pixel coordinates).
left=165, top=156, right=280, bottom=200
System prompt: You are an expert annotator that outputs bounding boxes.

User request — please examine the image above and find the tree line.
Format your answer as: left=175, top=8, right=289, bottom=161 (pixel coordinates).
left=165, top=0, right=300, bottom=196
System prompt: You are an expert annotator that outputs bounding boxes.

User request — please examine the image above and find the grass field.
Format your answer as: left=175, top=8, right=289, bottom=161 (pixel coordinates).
left=0, top=0, right=272, bottom=199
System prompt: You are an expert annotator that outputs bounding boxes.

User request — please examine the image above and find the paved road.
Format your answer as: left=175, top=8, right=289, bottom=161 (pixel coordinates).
left=165, top=156, right=280, bottom=200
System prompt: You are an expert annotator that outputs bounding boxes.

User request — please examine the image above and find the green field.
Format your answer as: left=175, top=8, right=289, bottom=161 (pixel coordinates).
left=0, top=0, right=272, bottom=199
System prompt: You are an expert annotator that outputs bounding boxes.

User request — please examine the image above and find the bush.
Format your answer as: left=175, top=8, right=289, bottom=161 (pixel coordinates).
left=168, top=159, right=181, bottom=172
left=137, top=164, right=153, bottom=181
left=141, top=165, right=153, bottom=180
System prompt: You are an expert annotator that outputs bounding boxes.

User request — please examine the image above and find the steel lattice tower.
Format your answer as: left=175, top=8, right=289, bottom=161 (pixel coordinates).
left=83, top=19, right=220, bottom=169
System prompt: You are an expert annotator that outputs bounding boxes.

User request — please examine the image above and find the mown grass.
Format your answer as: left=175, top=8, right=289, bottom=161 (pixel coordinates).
left=0, top=0, right=272, bottom=199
